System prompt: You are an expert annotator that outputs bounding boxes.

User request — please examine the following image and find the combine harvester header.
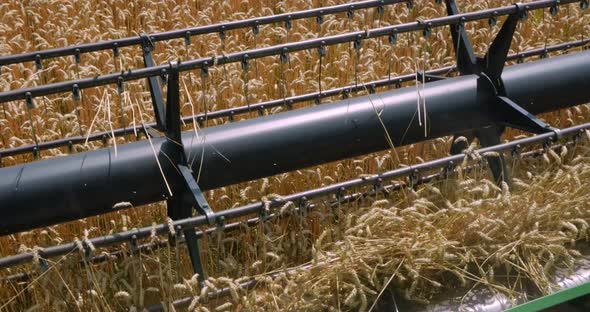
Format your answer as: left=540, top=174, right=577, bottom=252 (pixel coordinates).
left=1, top=0, right=590, bottom=310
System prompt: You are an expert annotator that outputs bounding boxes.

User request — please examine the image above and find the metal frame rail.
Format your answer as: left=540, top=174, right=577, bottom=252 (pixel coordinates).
left=0, top=0, right=584, bottom=103
left=0, top=38, right=587, bottom=159
left=0, top=0, right=406, bottom=67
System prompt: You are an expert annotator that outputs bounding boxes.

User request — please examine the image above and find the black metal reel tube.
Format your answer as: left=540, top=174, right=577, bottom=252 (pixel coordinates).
left=1, top=38, right=588, bottom=159
left=0, top=49, right=589, bottom=236
left=0, top=0, right=404, bottom=66
left=0, top=0, right=581, bottom=103
left=1, top=120, right=589, bottom=270
left=5, top=140, right=559, bottom=278
left=2, top=140, right=564, bottom=278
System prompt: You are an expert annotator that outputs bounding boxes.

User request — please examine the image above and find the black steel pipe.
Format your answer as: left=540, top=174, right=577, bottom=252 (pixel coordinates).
left=0, top=120, right=587, bottom=270
left=3, top=37, right=588, bottom=159
left=0, top=49, right=589, bottom=236
left=0, top=0, right=579, bottom=103
left=9, top=141, right=554, bottom=274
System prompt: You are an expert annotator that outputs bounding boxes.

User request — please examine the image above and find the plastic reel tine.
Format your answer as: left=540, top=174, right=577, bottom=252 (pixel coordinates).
left=216, top=215, right=226, bottom=233
left=336, top=186, right=346, bottom=203
left=489, top=15, right=498, bottom=27
left=422, top=25, right=432, bottom=39
left=373, top=177, right=388, bottom=197
left=342, top=87, right=350, bottom=100
left=543, top=136, right=554, bottom=152
left=278, top=50, right=289, bottom=104
left=160, top=68, right=168, bottom=85
left=117, top=76, right=124, bottom=95
left=34, top=54, right=42, bottom=70
left=83, top=243, right=93, bottom=263
left=173, top=225, right=183, bottom=280
left=299, top=196, right=309, bottom=218
left=251, top=23, right=260, bottom=77
left=354, top=35, right=362, bottom=51
left=573, top=129, right=585, bottom=145
left=185, top=31, right=192, bottom=46
left=113, top=43, right=119, bottom=58
left=252, top=22, right=260, bottom=36
left=388, top=32, right=397, bottom=45
left=72, top=84, right=81, bottom=102
left=314, top=94, right=321, bottom=106
left=550, top=3, right=559, bottom=16
left=354, top=35, right=362, bottom=87
left=284, top=18, right=292, bottom=46
left=129, top=235, right=139, bottom=256
left=443, top=160, right=455, bottom=179
left=408, top=169, right=419, bottom=190
left=37, top=257, right=49, bottom=272
left=74, top=48, right=81, bottom=64
left=318, top=42, right=326, bottom=97
left=25, top=92, right=34, bottom=110
left=519, top=9, right=528, bottom=22
left=260, top=204, right=270, bottom=222
left=280, top=48, right=289, bottom=65
left=242, top=55, right=251, bottom=114
left=511, top=144, right=522, bottom=160
left=213, top=215, right=226, bottom=271
left=241, top=55, right=249, bottom=72
left=201, top=62, right=209, bottom=79
left=316, top=12, right=324, bottom=25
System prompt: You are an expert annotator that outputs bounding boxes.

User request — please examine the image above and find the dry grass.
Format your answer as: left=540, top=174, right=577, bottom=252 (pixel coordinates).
left=200, top=138, right=590, bottom=311
left=0, top=0, right=590, bottom=311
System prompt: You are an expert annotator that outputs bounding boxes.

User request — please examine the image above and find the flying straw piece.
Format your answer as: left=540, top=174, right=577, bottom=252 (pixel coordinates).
left=125, top=92, right=137, bottom=138
left=105, top=91, right=117, bottom=157
left=135, top=98, right=173, bottom=197
left=84, top=90, right=107, bottom=146
left=422, top=48, right=427, bottom=138
left=415, top=62, right=422, bottom=127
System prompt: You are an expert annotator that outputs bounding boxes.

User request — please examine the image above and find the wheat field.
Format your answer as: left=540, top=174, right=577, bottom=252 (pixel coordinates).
left=1, top=0, right=590, bottom=311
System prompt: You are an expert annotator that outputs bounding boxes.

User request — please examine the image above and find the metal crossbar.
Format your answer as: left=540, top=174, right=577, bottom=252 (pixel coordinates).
left=0, top=0, right=405, bottom=67
left=1, top=38, right=587, bottom=159
left=0, top=0, right=581, bottom=103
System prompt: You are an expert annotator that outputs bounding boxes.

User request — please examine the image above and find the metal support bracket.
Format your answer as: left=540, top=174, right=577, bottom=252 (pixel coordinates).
left=479, top=4, right=524, bottom=92
left=494, top=96, right=558, bottom=135
left=445, top=1, right=537, bottom=185
left=449, top=128, right=509, bottom=184
left=140, top=33, right=166, bottom=131
left=164, top=61, right=215, bottom=281
left=416, top=71, right=448, bottom=82
left=475, top=126, right=509, bottom=184
left=445, top=0, right=479, bottom=75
